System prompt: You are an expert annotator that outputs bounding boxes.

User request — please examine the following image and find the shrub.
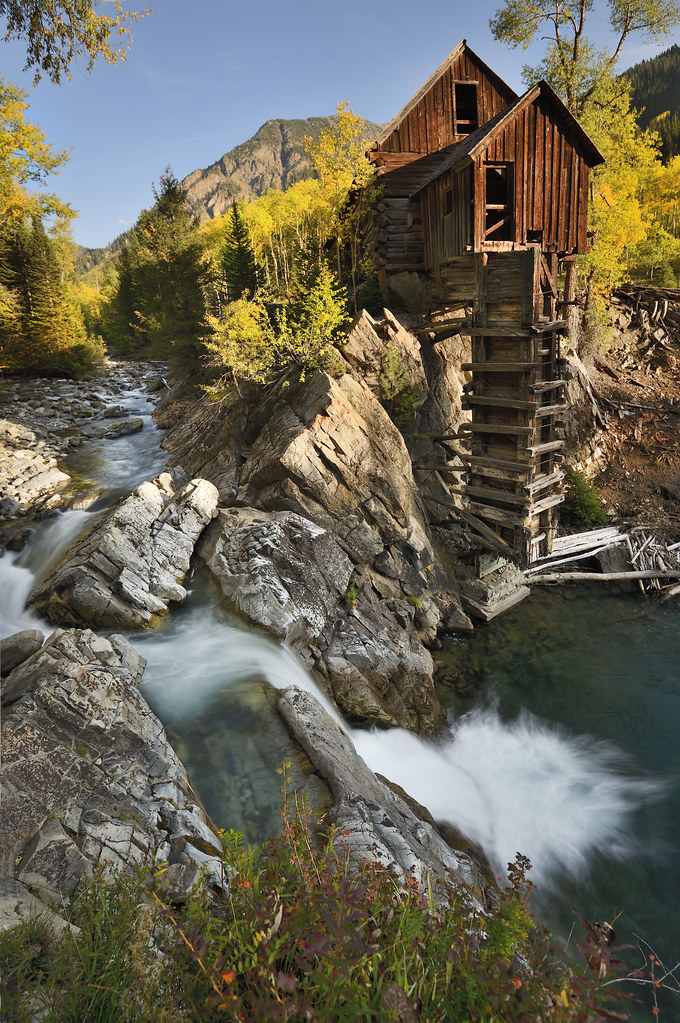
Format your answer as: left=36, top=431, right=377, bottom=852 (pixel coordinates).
left=379, top=344, right=420, bottom=435
left=0, top=772, right=639, bottom=1022
left=562, top=469, right=609, bottom=526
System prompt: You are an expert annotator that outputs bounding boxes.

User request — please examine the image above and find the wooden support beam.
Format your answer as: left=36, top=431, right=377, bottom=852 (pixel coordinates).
left=457, top=508, right=513, bottom=553
left=465, top=327, right=534, bottom=338
left=459, top=422, right=534, bottom=437
left=462, top=362, right=539, bottom=372
left=463, top=453, right=531, bottom=473
left=525, top=439, right=565, bottom=455
left=461, top=484, right=528, bottom=507
left=467, top=501, right=526, bottom=527
left=525, top=492, right=565, bottom=515
left=462, top=395, right=539, bottom=412
left=529, top=379, right=568, bottom=393
left=469, top=464, right=528, bottom=483
left=524, top=470, right=565, bottom=495
left=527, top=569, right=680, bottom=585
left=535, top=402, right=568, bottom=417
left=530, top=320, right=567, bottom=333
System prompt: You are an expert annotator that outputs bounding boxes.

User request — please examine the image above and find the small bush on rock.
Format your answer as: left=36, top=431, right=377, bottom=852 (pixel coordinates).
left=562, top=469, right=609, bottom=526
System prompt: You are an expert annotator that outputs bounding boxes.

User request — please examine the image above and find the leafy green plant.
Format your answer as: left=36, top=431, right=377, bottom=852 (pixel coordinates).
left=406, top=594, right=423, bottom=611
left=342, top=582, right=358, bottom=609
left=562, top=469, right=609, bottom=526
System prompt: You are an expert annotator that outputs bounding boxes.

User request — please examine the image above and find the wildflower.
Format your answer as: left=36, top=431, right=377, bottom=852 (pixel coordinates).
left=513, top=978, right=523, bottom=989
left=221, top=969, right=236, bottom=985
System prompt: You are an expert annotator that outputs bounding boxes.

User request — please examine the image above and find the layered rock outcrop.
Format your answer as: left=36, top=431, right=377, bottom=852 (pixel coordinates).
left=278, top=686, right=487, bottom=905
left=199, top=507, right=443, bottom=731
left=156, top=310, right=474, bottom=730
left=1, top=628, right=223, bottom=911
left=30, top=471, right=219, bottom=628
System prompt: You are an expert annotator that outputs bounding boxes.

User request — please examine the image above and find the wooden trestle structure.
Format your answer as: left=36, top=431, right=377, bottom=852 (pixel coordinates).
left=459, top=249, right=567, bottom=563
left=362, top=40, right=605, bottom=567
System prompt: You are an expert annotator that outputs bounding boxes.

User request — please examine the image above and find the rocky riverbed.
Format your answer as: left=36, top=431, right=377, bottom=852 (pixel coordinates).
left=0, top=346, right=494, bottom=934
left=0, top=362, right=168, bottom=546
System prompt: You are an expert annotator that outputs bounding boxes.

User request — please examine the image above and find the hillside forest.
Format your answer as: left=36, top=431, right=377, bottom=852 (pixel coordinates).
left=1, top=32, right=680, bottom=387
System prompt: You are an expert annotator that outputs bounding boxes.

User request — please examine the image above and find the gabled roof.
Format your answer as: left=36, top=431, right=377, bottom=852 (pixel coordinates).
left=409, top=80, right=605, bottom=197
left=371, top=40, right=518, bottom=151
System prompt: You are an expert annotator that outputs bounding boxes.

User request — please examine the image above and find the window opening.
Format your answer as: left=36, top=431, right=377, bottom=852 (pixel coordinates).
left=444, top=188, right=453, bottom=216
left=454, top=83, right=478, bottom=134
left=484, top=163, right=513, bottom=242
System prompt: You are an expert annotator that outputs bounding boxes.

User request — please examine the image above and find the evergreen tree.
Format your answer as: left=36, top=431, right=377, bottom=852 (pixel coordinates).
left=106, top=168, right=208, bottom=370
left=0, top=216, right=94, bottom=372
left=222, top=201, right=258, bottom=301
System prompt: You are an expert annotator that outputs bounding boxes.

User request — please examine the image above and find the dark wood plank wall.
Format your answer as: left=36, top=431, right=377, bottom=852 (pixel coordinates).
left=375, top=52, right=513, bottom=155
left=473, top=96, right=590, bottom=254
left=421, top=165, right=472, bottom=271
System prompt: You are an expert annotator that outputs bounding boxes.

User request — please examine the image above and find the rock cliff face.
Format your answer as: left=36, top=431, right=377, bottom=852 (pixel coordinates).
left=1, top=628, right=223, bottom=914
left=159, top=310, right=474, bottom=730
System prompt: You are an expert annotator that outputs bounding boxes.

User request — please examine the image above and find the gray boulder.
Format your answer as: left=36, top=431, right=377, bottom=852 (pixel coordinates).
left=0, top=629, right=44, bottom=679
left=199, top=507, right=353, bottom=643
left=278, top=686, right=487, bottom=906
left=30, top=471, right=219, bottom=628
left=199, top=509, right=445, bottom=732
left=1, top=628, right=223, bottom=905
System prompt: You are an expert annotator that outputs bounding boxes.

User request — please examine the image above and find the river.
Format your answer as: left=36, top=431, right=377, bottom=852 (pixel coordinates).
left=1, top=372, right=676, bottom=1019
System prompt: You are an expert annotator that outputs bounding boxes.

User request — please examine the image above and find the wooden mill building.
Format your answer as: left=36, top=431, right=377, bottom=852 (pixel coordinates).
left=364, top=42, right=604, bottom=564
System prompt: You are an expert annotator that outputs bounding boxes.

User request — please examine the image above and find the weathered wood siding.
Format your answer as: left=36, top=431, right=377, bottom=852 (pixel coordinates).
left=473, top=94, right=590, bottom=254
left=371, top=197, right=424, bottom=274
left=421, top=166, right=472, bottom=272
left=375, top=50, right=514, bottom=155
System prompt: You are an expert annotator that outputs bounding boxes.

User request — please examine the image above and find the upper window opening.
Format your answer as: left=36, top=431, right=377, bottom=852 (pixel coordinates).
left=454, top=83, right=478, bottom=134
left=444, top=188, right=454, bottom=216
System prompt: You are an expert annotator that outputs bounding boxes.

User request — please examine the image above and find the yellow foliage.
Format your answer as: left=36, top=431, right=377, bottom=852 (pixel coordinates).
left=0, top=77, right=74, bottom=224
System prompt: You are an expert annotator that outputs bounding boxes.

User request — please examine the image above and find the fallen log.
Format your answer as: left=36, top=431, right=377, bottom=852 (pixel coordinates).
left=527, top=569, right=680, bottom=585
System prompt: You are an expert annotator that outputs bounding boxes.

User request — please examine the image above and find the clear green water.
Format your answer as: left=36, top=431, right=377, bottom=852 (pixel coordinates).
left=435, top=587, right=680, bottom=1018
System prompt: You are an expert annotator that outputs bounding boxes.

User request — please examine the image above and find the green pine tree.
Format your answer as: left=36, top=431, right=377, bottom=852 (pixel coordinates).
left=105, top=168, right=208, bottom=371
left=222, top=201, right=258, bottom=301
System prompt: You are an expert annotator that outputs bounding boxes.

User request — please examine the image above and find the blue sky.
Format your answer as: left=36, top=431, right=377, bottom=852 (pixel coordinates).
left=2, top=0, right=669, bottom=249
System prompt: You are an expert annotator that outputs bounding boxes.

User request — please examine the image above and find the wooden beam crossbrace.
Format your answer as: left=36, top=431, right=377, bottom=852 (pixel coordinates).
left=462, top=362, right=539, bottom=372
left=459, top=422, right=534, bottom=437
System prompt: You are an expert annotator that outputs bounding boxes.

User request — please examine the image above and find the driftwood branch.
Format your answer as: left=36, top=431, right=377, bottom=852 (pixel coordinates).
left=528, top=570, right=680, bottom=585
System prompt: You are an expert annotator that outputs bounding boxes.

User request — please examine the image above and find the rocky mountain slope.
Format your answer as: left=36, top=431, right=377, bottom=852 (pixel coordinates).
left=75, top=114, right=384, bottom=274
left=181, top=115, right=383, bottom=223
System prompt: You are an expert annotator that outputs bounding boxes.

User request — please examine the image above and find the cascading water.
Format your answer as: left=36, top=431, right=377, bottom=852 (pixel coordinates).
left=1, top=368, right=675, bottom=1019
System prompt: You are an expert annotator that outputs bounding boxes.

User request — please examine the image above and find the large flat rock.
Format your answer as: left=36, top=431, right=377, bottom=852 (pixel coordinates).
left=30, top=471, right=219, bottom=628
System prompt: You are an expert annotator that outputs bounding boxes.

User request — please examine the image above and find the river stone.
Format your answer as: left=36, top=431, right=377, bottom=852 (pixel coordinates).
left=29, top=471, right=219, bottom=629
left=0, top=418, right=71, bottom=521
left=0, top=630, right=44, bottom=679
left=199, top=507, right=353, bottom=643
left=0, top=628, right=223, bottom=905
left=315, top=577, right=443, bottom=733
left=103, top=416, right=144, bottom=438
left=277, top=686, right=486, bottom=906
left=199, top=510, right=444, bottom=732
